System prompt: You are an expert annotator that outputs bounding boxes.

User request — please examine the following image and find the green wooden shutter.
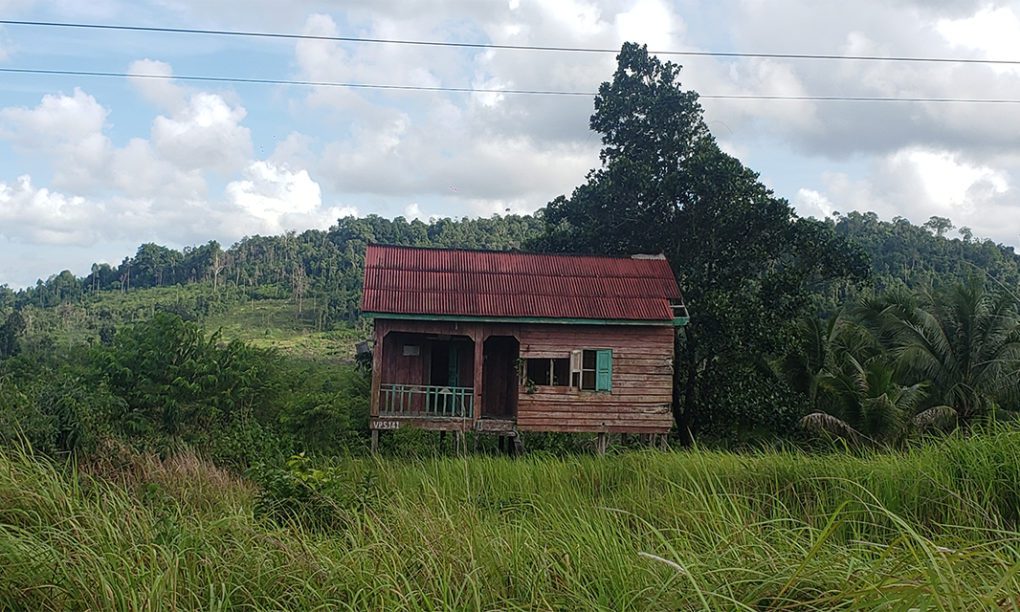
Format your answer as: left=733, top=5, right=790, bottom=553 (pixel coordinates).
left=595, top=349, right=613, bottom=391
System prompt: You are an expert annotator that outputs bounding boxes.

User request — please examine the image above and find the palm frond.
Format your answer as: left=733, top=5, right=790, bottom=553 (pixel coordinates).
left=799, top=412, right=861, bottom=441
left=912, top=405, right=958, bottom=431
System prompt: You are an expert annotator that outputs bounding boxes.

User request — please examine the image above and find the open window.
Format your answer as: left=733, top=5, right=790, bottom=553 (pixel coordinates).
left=524, top=357, right=570, bottom=386
left=571, top=349, right=612, bottom=392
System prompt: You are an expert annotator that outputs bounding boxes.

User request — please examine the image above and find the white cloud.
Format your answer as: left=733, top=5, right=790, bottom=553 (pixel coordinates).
left=128, top=59, right=187, bottom=111
left=108, top=137, right=206, bottom=200
left=0, top=175, right=101, bottom=245
left=403, top=202, right=426, bottom=220
left=615, top=0, right=679, bottom=50
left=0, top=88, right=112, bottom=189
left=893, top=148, right=1009, bottom=214
left=7, top=0, right=1020, bottom=287
left=0, top=89, right=106, bottom=144
left=702, top=1, right=1020, bottom=158
left=937, top=6, right=1020, bottom=74
left=793, top=188, right=835, bottom=219
left=151, top=92, right=252, bottom=174
left=226, top=160, right=354, bottom=235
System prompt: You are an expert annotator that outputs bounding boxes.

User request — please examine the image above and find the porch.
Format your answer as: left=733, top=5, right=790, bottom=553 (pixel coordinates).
left=369, top=327, right=520, bottom=436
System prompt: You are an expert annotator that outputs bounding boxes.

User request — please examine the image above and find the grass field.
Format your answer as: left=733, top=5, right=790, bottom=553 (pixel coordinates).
left=204, top=298, right=366, bottom=362
left=3, top=430, right=1020, bottom=610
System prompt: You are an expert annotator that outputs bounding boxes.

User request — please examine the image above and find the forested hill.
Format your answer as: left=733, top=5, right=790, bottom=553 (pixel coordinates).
left=0, top=215, right=546, bottom=326
left=832, top=211, right=1020, bottom=292
left=2, top=210, right=1018, bottom=323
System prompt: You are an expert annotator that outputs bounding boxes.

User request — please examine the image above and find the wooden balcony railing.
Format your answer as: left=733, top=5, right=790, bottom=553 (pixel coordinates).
left=379, top=384, right=474, bottom=418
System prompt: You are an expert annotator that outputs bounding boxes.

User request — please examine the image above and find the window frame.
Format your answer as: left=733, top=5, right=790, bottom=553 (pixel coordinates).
left=571, top=348, right=613, bottom=393
left=523, top=356, right=571, bottom=388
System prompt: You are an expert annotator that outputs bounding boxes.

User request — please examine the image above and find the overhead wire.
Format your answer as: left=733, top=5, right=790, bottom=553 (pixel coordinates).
left=3, top=19, right=1020, bottom=66
left=3, top=19, right=1020, bottom=104
left=3, top=67, right=1020, bottom=103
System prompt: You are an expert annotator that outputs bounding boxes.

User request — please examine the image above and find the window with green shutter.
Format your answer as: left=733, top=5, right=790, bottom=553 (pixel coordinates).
left=595, top=349, right=613, bottom=391
left=572, top=348, right=613, bottom=392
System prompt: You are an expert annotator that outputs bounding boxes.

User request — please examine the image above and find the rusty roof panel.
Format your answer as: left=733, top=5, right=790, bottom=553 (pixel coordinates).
left=361, top=245, right=683, bottom=321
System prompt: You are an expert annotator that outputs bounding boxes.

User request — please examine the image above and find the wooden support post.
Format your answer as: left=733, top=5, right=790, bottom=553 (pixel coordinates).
left=455, top=430, right=465, bottom=456
left=472, top=331, right=484, bottom=427
left=473, top=431, right=479, bottom=453
left=369, top=325, right=384, bottom=420
left=658, top=433, right=668, bottom=451
left=596, top=432, right=608, bottom=456
left=371, top=429, right=379, bottom=454
left=512, top=434, right=524, bottom=456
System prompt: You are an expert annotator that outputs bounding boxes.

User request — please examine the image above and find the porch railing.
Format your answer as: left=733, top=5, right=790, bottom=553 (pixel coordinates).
left=379, top=384, right=474, bottom=418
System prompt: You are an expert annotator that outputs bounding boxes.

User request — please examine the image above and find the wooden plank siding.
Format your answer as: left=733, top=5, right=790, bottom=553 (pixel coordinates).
left=515, top=325, right=674, bottom=433
left=371, top=318, right=676, bottom=434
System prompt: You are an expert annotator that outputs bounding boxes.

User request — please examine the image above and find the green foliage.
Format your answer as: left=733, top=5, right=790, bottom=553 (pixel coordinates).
left=3, top=45, right=1020, bottom=453
left=864, top=280, right=1020, bottom=423
left=533, top=43, right=869, bottom=439
left=96, top=312, right=281, bottom=441
left=0, top=310, right=26, bottom=358
left=13, top=214, right=545, bottom=330
left=251, top=453, right=380, bottom=530
left=8, top=432, right=1020, bottom=608
left=277, top=363, right=370, bottom=454
left=0, top=376, right=52, bottom=451
left=828, top=211, right=1020, bottom=299
left=0, top=310, right=378, bottom=465
left=785, top=279, right=1020, bottom=445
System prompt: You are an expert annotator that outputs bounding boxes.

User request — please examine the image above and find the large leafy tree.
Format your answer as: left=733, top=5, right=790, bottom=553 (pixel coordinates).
left=534, top=43, right=868, bottom=441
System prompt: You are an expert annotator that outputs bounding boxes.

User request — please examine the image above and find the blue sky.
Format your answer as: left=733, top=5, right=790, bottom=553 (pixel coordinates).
left=2, top=0, right=1020, bottom=288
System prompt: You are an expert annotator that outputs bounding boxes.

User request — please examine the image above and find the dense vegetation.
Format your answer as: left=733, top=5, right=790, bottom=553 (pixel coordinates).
left=5, top=430, right=1020, bottom=609
left=2, top=43, right=1020, bottom=609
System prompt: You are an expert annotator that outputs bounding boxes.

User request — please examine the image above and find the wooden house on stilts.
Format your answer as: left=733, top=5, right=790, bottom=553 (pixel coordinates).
left=362, top=245, right=688, bottom=452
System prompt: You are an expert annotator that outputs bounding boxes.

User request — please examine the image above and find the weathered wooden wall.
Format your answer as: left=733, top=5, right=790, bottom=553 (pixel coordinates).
left=371, top=319, right=675, bottom=433
left=378, top=331, right=475, bottom=386
left=515, top=325, right=674, bottom=434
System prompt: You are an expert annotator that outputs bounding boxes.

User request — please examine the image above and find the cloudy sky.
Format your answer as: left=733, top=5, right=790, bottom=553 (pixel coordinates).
left=1, top=0, right=1020, bottom=287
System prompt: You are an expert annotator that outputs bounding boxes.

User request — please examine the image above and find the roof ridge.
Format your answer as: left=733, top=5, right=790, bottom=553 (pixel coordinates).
left=366, top=243, right=667, bottom=262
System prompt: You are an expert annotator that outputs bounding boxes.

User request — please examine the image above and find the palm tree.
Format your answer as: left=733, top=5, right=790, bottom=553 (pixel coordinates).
left=869, top=280, right=1020, bottom=425
left=775, top=312, right=844, bottom=412
left=782, top=310, right=926, bottom=445
left=805, top=354, right=930, bottom=446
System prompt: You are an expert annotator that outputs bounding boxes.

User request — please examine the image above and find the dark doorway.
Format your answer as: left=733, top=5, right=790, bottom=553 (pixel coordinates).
left=429, top=342, right=452, bottom=386
left=482, top=336, right=519, bottom=419
left=428, top=337, right=472, bottom=387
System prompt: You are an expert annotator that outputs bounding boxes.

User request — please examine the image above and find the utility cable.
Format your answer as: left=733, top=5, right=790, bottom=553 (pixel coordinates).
left=3, top=67, right=1020, bottom=103
left=3, top=19, right=1020, bottom=66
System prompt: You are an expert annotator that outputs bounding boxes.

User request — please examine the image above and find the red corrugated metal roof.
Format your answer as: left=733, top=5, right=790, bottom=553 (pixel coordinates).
left=361, top=245, right=682, bottom=321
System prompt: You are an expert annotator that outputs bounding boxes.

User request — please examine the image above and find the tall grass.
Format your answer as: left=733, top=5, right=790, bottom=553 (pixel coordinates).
left=3, top=431, right=1020, bottom=609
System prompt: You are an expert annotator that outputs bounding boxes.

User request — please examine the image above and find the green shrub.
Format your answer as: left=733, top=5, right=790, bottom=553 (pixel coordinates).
left=251, top=453, right=379, bottom=529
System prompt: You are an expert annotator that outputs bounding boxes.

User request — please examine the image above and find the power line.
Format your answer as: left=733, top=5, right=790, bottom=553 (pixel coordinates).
left=0, top=67, right=592, bottom=96
left=4, top=67, right=1020, bottom=104
left=3, top=18, right=1020, bottom=67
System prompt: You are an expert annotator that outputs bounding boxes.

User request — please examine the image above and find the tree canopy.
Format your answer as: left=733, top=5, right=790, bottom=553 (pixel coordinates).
left=533, top=43, right=869, bottom=440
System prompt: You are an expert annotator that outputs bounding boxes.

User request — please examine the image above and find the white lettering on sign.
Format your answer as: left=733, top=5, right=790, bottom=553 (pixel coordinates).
left=374, top=420, right=401, bottom=430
